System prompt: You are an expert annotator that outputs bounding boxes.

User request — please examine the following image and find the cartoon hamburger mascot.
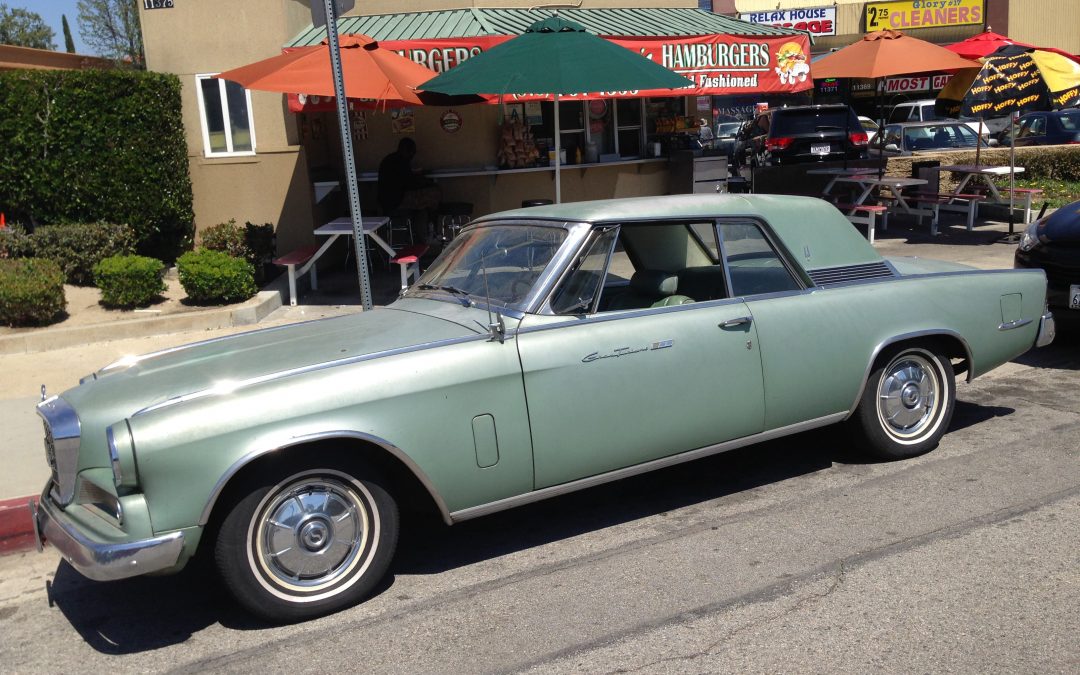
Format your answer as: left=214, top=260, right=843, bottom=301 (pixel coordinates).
left=775, top=42, right=809, bottom=86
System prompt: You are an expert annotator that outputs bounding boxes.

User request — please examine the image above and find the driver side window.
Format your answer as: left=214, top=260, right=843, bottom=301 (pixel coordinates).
left=550, top=228, right=618, bottom=315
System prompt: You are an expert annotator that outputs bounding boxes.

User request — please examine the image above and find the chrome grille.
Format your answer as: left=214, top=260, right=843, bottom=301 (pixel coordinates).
left=807, top=262, right=895, bottom=286
left=36, top=397, right=81, bottom=505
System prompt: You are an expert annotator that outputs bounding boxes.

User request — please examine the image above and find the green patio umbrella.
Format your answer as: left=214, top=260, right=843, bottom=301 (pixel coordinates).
left=419, top=16, right=693, bottom=203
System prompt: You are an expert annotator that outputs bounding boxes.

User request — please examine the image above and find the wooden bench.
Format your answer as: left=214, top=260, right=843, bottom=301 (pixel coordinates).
left=389, top=243, right=429, bottom=292
left=1000, top=187, right=1043, bottom=224
left=911, top=192, right=985, bottom=231
left=273, top=244, right=320, bottom=306
left=833, top=203, right=888, bottom=244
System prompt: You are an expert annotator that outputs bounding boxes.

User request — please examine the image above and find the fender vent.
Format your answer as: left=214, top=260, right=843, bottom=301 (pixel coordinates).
left=807, top=262, right=894, bottom=286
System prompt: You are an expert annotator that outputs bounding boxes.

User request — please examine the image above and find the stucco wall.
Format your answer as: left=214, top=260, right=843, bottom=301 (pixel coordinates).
left=1008, top=0, right=1080, bottom=55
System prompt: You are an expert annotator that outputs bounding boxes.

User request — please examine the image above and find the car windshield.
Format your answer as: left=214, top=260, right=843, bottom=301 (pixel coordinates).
left=407, top=224, right=567, bottom=311
left=903, top=124, right=978, bottom=151
left=770, top=109, right=855, bottom=135
left=716, top=122, right=742, bottom=136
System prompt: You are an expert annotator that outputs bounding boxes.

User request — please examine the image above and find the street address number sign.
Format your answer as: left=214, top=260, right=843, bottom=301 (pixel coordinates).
left=866, top=0, right=984, bottom=32
left=143, top=0, right=174, bottom=8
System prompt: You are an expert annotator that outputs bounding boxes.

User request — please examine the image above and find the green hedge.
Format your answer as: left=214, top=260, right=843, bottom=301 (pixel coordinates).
left=31, top=222, right=136, bottom=285
left=200, top=219, right=276, bottom=282
left=177, top=249, right=256, bottom=305
left=0, top=258, right=66, bottom=326
left=0, top=69, right=194, bottom=260
left=93, top=254, right=166, bottom=308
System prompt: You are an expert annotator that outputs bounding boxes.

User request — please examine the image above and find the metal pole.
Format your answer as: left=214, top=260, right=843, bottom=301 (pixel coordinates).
left=1008, top=112, right=1017, bottom=235
left=554, top=93, right=562, bottom=204
left=323, top=0, right=373, bottom=310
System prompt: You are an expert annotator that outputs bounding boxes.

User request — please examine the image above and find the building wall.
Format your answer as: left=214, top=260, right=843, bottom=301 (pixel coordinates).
left=139, top=0, right=317, bottom=252
left=1008, top=0, right=1080, bottom=54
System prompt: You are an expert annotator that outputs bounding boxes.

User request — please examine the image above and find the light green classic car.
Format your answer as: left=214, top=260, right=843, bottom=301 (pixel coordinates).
left=33, top=194, right=1054, bottom=622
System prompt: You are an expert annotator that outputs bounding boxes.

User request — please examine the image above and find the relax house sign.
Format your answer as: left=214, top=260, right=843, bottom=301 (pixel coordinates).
left=287, top=33, right=813, bottom=111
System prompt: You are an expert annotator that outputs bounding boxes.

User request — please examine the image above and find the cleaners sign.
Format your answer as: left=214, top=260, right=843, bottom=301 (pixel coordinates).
left=866, top=0, right=984, bottom=32
left=739, top=6, right=837, bottom=37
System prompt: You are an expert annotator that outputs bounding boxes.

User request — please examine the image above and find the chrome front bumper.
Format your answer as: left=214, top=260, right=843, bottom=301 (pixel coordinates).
left=34, top=486, right=184, bottom=582
left=1036, top=311, right=1055, bottom=348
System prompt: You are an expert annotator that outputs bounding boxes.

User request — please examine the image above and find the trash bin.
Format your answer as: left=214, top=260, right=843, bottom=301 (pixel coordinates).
left=911, top=160, right=941, bottom=192
left=521, top=199, right=554, bottom=208
left=726, top=176, right=750, bottom=194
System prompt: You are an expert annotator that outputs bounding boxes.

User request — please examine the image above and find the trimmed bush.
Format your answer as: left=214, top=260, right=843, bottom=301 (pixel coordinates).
left=0, top=258, right=66, bottom=326
left=30, top=222, right=136, bottom=285
left=0, top=225, right=33, bottom=259
left=200, top=219, right=247, bottom=259
left=93, top=255, right=166, bottom=308
left=177, top=249, right=256, bottom=305
left=0, top=69, right=194, bottom=260
left=200, top=219, right=276, bottom=282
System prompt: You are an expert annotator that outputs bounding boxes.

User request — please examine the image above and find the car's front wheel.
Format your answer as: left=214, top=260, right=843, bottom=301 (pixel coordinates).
left=215, top=462, right=398, bottom=623
left=850, top=345, right=955, bottom=460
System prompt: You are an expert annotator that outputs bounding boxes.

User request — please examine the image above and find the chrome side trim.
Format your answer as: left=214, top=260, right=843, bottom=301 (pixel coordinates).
left=448, top=412, right=847, bottom=523
left=844, top=329, right=975, bottom=421
left=1036, top=311, right=1055, bottom=348
left=106, top=426, right=122, bottom=487
left=198, top=430, right=452, bottom=527
left=132, top=333, right=492, bottom=417
left=36, top=489, right=183, bottom=581
left=517, top=295, right=755, bottom=336
left=998, top=318, right=1034, bottom=331
left=36, top=396, right=81, bottom=505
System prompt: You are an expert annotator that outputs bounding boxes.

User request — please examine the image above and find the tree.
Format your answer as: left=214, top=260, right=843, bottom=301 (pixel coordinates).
left=62, top=14, right=75, bottom=53
left=77, top=0, right=143, bottom=68
left=0, top=4, right=56, bottom=50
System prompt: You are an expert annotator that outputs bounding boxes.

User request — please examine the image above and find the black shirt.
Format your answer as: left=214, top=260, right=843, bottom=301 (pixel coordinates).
left=377, top=151, right=422, bottom=213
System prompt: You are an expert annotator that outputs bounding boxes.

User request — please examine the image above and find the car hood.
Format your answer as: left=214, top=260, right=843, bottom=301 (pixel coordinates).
left=1037, top=202, right=1080, bottom=243
left=64, top=300, right=484, bottom=419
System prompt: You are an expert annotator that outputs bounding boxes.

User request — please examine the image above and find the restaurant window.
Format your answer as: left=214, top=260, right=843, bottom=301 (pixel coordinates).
left=615, top=99, right=643, bottom=158
left=196, top=74, right=255, bottom=157
left=535, top=98, right=649, bottom=162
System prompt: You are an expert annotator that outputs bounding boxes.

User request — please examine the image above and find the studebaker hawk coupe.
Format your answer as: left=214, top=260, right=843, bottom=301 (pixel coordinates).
left=33, top=194, right=1054, bottom=622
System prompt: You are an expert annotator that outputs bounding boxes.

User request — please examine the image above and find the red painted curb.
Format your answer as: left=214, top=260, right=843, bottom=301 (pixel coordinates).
left=0, top=495, right=39, bottom=555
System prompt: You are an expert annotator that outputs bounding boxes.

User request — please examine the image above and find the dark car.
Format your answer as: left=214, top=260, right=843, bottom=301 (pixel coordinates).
left=1005, top=110, right=1080, bottom=147
left=1015, top=200, right=1080, bottom=318
left=733, top=104, right=868, bottom=170
left=870, top=121, right=981, bottom=157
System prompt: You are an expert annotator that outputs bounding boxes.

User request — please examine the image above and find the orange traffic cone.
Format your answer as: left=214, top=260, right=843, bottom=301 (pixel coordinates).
left=0, top=212, right=6, bottom=229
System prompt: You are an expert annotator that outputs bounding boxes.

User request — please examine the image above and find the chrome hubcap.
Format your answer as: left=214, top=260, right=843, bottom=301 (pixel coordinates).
left=258, top=479, right=366, bottom=588
left=878, top=354, right=941, bottom=441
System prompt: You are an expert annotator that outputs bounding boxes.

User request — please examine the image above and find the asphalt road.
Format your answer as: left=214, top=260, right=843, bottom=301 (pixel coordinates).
left=1, top=339, right=1077, bottom=674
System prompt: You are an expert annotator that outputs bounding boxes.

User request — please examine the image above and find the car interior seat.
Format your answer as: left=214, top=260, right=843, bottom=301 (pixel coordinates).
left=607, top=270, right=694, bottom=310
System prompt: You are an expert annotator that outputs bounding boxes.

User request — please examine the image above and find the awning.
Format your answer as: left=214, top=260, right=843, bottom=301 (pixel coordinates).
left=282, top=8, right=813, bottom=103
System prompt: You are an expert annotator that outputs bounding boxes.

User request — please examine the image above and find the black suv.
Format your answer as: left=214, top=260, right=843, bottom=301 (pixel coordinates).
left=733, top=104, right=869, bottom=169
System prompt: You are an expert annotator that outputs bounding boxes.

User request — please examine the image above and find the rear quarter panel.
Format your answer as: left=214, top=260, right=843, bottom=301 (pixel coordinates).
left=747, top=269, right=1047, bottom=430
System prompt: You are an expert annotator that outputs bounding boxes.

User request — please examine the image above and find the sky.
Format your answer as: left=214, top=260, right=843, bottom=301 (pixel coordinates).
left=7, top=0, right=97, bottom=55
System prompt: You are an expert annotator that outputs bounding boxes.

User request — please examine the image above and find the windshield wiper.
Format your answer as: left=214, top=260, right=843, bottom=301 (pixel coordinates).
left=416, top=284, right=473, bottom=306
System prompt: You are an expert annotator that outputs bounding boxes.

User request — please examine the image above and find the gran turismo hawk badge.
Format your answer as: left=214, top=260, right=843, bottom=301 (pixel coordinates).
left=582, top=340, right=673, bottom=363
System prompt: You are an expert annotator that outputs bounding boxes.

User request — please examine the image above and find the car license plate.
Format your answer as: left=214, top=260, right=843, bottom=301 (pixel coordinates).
left=811, top=143, right=831, bottom=155
left=1070, top=284, right=1080, bottom=310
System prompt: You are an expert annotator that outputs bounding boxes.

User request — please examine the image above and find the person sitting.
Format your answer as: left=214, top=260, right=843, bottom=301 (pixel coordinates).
left=377, top=137, right=441, bottom=244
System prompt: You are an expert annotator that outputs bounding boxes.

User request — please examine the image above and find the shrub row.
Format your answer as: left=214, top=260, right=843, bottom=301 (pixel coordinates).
left=200, top=220, right=276, bottom=282
left=177, top=249, right=257, bottom=305
left=0, top=258, right=66, bottom=326
left=0, top=222, right=136, bottom=285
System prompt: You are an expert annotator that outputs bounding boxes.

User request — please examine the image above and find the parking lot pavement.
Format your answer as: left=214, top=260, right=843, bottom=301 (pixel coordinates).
left=0, top=339, right=1076, bottom=673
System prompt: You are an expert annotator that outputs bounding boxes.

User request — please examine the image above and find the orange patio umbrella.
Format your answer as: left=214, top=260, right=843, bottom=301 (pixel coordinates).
left=812, top=30, right=982, bottom=79
left=215, top=34, right=434, bottom=106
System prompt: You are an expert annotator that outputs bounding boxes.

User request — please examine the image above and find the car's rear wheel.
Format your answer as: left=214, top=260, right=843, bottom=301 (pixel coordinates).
left=215, top=462, right=398, bottom=623
left=850, top=345, right=955, bottom=460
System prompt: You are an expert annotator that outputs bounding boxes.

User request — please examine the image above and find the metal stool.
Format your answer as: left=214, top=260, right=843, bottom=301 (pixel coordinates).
left=436, top=201, right=473, bottom=243
left=387, top=208, right=414, bottom=250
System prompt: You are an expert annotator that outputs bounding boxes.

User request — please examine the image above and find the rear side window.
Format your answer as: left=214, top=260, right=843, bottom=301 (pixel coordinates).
left=771, top=109, right=857, bottom=135
left=719, top=222, right=800, bottom=297
left=1060, top=112, right=1079, bottom=131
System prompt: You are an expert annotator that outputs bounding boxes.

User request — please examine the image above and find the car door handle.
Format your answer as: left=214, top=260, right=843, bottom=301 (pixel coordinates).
left=719, top=316, right=753, bottom=328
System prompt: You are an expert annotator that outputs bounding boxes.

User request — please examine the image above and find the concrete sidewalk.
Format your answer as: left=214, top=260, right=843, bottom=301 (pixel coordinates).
left=0, top=213, right=1028, bottom=552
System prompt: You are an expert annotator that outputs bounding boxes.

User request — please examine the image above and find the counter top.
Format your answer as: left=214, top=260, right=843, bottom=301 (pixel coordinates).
left=354, top=157, right=668, bottom=182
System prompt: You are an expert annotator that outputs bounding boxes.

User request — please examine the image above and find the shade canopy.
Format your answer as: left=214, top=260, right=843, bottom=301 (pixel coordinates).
left=419, top=16, right=693, bottom=96
left=215, top=35, right=434, bottom=106
left=944, top=30, right=1034, bottom=60
left=813, top=30, right=981, bottom=79
left=937, top=45, right=1080, bottom=118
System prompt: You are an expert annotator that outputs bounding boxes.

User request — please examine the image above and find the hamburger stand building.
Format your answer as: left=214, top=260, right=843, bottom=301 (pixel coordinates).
left=137, top=1, right=809, bottom=256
